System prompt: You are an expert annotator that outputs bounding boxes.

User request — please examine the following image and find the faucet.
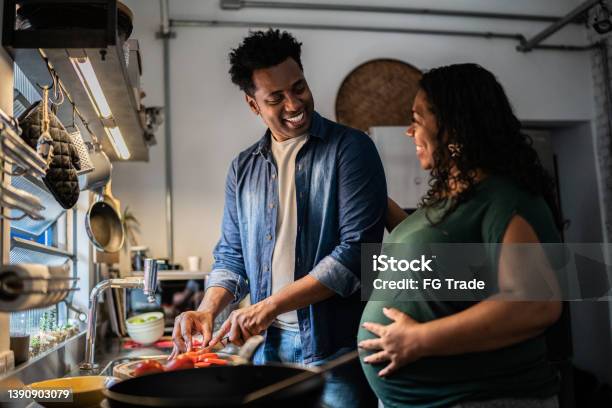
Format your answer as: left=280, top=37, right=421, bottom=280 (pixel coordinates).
left=80, top=258, right=159, bottom=370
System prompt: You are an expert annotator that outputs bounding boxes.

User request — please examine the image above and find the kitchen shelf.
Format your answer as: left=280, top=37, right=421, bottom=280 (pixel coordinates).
left=1, top=0, right=150, bottom=161
left=11, top=237, right=74, bottom=259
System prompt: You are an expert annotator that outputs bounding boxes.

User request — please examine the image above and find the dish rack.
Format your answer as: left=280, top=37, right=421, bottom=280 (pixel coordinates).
left=0, top=108, right=48, bottom=222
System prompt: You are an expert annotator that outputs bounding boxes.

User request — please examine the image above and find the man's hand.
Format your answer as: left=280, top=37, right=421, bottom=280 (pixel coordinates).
left=169, top=310, right=214, bottom=359
left=358, top=307, right=426, bottom=377
left=210, top=300, right=277, bottom=346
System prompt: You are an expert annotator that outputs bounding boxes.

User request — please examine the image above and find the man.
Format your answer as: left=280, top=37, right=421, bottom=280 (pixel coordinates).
left=171, top=29, right=386, bottom=407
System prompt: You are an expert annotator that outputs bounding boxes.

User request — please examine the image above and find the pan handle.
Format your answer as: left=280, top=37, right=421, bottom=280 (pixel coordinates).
left=242, top=349, right=359, bottom=405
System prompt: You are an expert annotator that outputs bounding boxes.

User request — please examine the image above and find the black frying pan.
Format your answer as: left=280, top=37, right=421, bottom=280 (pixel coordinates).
left=102, top=364, right=325, bottom=407
left=102, top=350, right=359, bottom=407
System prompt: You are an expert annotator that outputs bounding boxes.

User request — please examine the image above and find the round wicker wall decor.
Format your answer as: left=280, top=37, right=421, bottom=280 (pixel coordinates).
left=335, top=59, right=422, bottom=133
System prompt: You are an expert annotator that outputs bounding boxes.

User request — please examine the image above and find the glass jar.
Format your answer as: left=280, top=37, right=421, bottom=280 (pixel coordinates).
left=130, top=246, right=149, bottom=272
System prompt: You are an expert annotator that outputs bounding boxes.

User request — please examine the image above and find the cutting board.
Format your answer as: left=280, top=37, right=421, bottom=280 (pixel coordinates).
left=113, top=355, right=168, bottom=380
left=113, top=353, right=242, bottom=379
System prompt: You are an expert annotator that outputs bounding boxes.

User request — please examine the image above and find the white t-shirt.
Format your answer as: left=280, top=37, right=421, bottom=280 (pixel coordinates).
left=270, top=133, right=309, bottom=331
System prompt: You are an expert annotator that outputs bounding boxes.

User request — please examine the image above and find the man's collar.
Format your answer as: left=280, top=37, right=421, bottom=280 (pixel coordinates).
left=253, top=111, right=325, bottom=156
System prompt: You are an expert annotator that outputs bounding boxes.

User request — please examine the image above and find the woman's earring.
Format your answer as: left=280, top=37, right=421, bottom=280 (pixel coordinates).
left=448, top=143, right=462, bottom=158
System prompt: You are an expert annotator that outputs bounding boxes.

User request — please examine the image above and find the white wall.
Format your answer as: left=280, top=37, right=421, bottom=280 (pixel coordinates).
left=551, top=123, right=612, bottom=384
left=111, top=0, right=610, bottom=387
left=114, top=0, right=595, bottom=271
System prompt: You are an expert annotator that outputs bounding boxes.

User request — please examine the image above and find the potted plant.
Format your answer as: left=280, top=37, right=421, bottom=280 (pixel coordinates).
left=121, top=206, right=141, bottom=253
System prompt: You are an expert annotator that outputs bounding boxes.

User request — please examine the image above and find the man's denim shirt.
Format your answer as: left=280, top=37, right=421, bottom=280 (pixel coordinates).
left=206, top=111, right=387, bottom=363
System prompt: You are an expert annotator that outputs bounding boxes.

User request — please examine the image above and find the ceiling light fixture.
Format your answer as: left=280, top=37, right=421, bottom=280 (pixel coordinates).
left=70, top=57, right=131, bottom=159
left=105, top=126, right=131, bottom=160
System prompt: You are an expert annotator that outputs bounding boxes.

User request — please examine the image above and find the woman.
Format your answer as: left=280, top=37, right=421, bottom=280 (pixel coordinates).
left=358, top=63, right=563, bottom=408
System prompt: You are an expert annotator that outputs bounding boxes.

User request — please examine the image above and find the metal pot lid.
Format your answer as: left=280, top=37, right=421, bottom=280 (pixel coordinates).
left=335, top=58, right=422, bottom=133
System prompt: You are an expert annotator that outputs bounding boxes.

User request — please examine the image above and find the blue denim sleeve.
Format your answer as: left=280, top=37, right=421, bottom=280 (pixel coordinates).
left=207, top=160, right=249, bottom=304
left=309, top=131, right=387, bottom=297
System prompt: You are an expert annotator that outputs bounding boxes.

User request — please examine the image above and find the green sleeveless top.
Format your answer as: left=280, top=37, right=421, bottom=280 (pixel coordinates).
left=358, top=175, right=560, bottom=408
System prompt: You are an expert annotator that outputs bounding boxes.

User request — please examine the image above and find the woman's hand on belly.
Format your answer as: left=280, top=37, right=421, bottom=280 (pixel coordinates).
left=358, top=307, right=426, bottom=377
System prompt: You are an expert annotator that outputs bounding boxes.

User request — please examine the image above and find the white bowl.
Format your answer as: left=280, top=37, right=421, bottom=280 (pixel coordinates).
left=126, top=312, right=164, bottom=345
left=126, top=319, right=164, bottom=345
left=126, top=312, right=163, bottom=328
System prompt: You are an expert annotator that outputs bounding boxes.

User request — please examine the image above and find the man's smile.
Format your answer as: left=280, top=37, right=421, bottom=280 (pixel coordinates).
left=283, top=110, right=307, bottom=128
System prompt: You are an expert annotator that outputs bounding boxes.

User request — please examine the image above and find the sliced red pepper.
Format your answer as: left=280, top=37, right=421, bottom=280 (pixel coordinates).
left=196, top=353, right=219, bottom=362
left=202, top=358, right=228, bottom=366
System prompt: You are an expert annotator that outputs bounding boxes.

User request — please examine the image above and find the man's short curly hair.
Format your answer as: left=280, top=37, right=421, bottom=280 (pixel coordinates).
left=229, top=29, right=303, bottom=95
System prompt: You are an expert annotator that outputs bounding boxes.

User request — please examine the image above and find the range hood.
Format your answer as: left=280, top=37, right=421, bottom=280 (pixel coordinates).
left=1, top=0, right=151, bottom=161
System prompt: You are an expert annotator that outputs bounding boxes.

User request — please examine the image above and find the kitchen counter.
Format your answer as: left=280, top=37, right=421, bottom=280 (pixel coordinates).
left=0, top=334, right=171, bottom=407
left=67, top=337, right=170, bottom=378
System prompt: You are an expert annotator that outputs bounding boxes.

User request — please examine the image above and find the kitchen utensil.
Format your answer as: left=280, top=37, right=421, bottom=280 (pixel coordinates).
left=113, top=356, right=169, bottom=380
left=28, top=375, right=119, bottom=408
left=18, top=94, right=82, bottom=209
left=126, top=312, right=165, bottom=345
left=335, top=58, right=422, bottom=132
left=0, top=181, right=45, bottom=221
left=85, top=182, right=125, bottom=253
left=103, top=365, right=324, bottom=407
left=78, top=143, right=112, bottom=192
left=101, top=338, right=363, bottom=407
left=85, top=200, right=124, bottom=252
left=0, top=108, right=48, bottom=177
left=126, top=312, right=164, bottom=328
left=0, top=181, right=44, bottom=212
left=9, top=173, right=66, bottom=235
left=103, top=179, right=121, bottom=213
left=68, top=128, right=94, bottom=176
left=243, top=350, right=359, bottom=405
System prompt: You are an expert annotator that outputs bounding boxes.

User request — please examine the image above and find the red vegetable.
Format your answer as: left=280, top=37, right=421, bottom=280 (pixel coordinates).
left=195, top=362, right=211, bottom=368
left=196, top=353, right=219, bottom=362
left=165, top=357, right=194, bottom=371
left=133, top=360, right=164, bottom=377
left=201, top=358, right=228, bottom=366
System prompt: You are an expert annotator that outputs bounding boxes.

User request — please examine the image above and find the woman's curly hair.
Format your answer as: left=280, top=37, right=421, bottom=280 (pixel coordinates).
left=418, top=63, right=564, bottom=232
left=229, top=29, right=303, bottom=95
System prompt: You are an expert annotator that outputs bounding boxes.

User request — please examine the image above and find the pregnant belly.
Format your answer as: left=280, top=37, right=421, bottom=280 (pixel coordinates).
left=357, top=300, right=403, bottom=403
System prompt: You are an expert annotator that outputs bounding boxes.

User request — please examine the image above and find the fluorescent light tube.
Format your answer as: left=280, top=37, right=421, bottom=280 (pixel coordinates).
left=105, top=126, right=131, bottom=160
left=70, top=57, right=112, bottom=119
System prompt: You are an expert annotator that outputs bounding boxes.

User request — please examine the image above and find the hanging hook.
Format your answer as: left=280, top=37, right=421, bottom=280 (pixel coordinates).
left=35, top=81, right=54, bottom=93
left=65, top=102, right=78, bottom=132
left=50, top=72, right=65, bottom=106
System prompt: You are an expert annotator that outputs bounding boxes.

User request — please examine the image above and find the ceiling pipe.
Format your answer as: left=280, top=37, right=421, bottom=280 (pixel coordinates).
left=600, top=40, right=612, bottom=156
left=220, top=0, right=569, bottom=24
left=517, top=0, right=600, bottom=52
left=160, top=0, right=171, bottom=36
left=159, top=0, right=175, bottom=262
left=170, top=19, right=592, bottom=51
left=172, top=18, right=520, bottom=40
